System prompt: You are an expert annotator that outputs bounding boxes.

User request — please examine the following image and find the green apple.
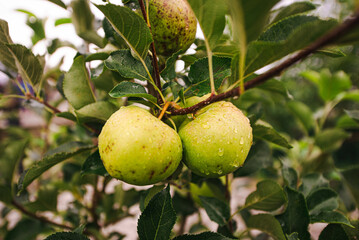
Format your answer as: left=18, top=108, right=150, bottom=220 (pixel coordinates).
left=148, top=0, right=197, bottom=56
left=179, top=101, right=253, bottom=178
left=98, top=106, right=182, bottom=185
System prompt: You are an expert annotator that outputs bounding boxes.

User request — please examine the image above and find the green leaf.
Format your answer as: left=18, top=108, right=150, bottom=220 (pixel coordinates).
left=95, top=3, right=153, bottom=59
left=287, top=101, right=315, bottom=133
left=188, top=56, right=231, bottom=96
left=252, top=124, right=292, bottom=149
left=282, top=167, right=298, bottom=189
left=306, top=188, right=338, bottom=215
left=199, top=196, right=230, bottom=226
left=345, top=110, right=359, bottom=121
left=311, top=211, right=353, bottom=227
left=109, top=81, right=157, bottom=103
left=105, top=49, right=152, bottom=81
left=46, top=0, right=67, bottom=9
left=161, top=50, right=183, bottom=81
left=234, top=140, right=272, bottom=177
left=271, top=2, right=316, bottom=24
left=173, top=231, right=235, bottom=240
left=137, top=186, right=176, bottom=240
left=317, top=48, right=346, bottom=58
left=0, top=139, right=28, bottom=202
left=0, top=19, right=16, bottom=70
left=187, top=0, right=227, bottom=49
left=140, top=185, right=166, bottom=211
left=172, top=192, right=197, bottom=217
left=286, top=233, right=300, bottom=240
left=241, top=0, right=280, bottom=42
left=245, top=16, right=337, bottom=74
left=5, top=44, right=44, bottom=86
left=63, top=56, right=96, bottom=110
left=314, top=128, right=349, bottom=152
left=54, top=18, right=71, bottom=26
left=257, top=79, right=292, bottom=99
left=81, top=150, right=108, bottom=176
left=247, top=214, right=286, bottom=240
left=244, top=180, right=287, bottom=211
left=76, top=101, right=118, bottom=124
left=44, top=232, right=90, bottom=240
left=319, top=224, right=350, bottom=240
left=299, top=173, right=329, bottom=197
left=5, top=219, right=47, bottom=240
left=56, top=112, right=77, bottom=122
left=276, top=187, right=310, bottom=240
left=18, top=142, right=95, bottom=192
left=341, top=167, right=359, bottom=207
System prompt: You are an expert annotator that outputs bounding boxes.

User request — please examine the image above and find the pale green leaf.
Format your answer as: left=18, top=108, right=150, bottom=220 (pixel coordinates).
left=63, top=55, right=96, bottom=110
left=109, top=81, right=157, bottom=103
left=0, top=19, right=16, bottom=70
left=76, top=101, right=118, bottom=124
left=271, top=2, right=316, bottom=24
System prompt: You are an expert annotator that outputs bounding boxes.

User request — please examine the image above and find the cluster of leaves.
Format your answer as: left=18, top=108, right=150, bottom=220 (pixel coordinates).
left=1, top=0, right=359, bottom=239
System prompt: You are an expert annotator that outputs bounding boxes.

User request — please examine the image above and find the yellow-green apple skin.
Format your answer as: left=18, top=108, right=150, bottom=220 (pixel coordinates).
left=179, top=101, right=253, bottom=178
left=98, top=106, right=182, bottom=185
left=148, top=0, right=197, bottom=56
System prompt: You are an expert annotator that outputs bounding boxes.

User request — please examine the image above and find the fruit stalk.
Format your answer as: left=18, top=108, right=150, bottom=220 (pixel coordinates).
left=138, top=0, right=163, bottom=105
left=169, top=10, right=359, bottom=116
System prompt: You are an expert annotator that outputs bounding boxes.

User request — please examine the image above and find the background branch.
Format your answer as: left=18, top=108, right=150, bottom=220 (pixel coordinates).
left=170, top=11, right=359, bottom=115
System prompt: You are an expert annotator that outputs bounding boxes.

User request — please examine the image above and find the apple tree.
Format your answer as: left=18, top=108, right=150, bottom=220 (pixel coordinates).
left=1, top=0, right=359, bottom=239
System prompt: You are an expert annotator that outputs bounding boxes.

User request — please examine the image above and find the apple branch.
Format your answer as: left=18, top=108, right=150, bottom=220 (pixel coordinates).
left=170, top=11, right=359, bottom=115
left=138, top=0, right=164, bottom=105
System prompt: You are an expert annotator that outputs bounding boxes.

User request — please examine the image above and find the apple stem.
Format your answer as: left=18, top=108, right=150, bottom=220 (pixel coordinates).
left=138, top=0, right=164, bottom=105
left=158, top=101, right=171, bottom=120
left=169, top=10, right=359, bottom=115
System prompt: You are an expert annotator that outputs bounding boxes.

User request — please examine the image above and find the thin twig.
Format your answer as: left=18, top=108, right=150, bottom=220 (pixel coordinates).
left=138, top=0, right=163, bottom=105
left=170, top=11, right=359, bottom=115
left=11, top=199, right=73, bottom=230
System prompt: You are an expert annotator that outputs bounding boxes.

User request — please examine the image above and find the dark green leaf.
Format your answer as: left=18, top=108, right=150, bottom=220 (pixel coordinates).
left=306, top=188, right=338, bottom=214
left=105, top=49, right=152, bottom=81
left=140, top=185, right=166, bottom=211
left=234, top=140, right=272, bottom=177
left=81, top=150, right=108, bottom=176
left=199, top=196, right=230, bottom=226
left=76, top=101, right=118, bottom=124
left=85, top=52, right=109, bottom=62
left=341, top=167, right=359, bottom=207
left=161, top=50, right=183, bottom=81
left=252, top=124, right=292, bottom=149
left=188, top=56, right=231, bottom=96
left=137, top=186, right=176, bottom=240
left=109, top=81, right=157, bottom=103
left=95, top=3, right=152, bottom=59
left=247, top=214, right=286, bottom=240
left=315, top=128, right=349, bottom=152
left=319, top=224, right=349, bottom=240
left=5, top=219, right=46, bottom=240
left=26, top=186, right=58, bottom=212
left=44, top=232, right=90, bottom=240
left=287, top=101, right=315, bottom=133
left=0, top=19, right=16, bottom=70
left=244, top=180, right=287, bottom=211
left=18, top=142, right=95, bottom=192
left=271, top=2, right=316, bottom=24
left=46, top=0, right=67, bottom=9
left=299, top=173, right=329, bottom=197
left=173, top=231, right=234, bottom=240
left=187, top=0, right=227, bottom=49
left=311, top=211, right=353, bottom=227
left=6, top=44, right=44, bottom=86
left=276, top=187, right=310, bottom=240
left=172, top=192, right=197, bottom=217
left=56, top=112, right=77, bottom=122
left=282, top=167, right=298, bottom=189
left=286, top=233, right=300, bottom=240
left=63, top=55, right=96, bottom=110
left=245, top=16, right=337, bottom=74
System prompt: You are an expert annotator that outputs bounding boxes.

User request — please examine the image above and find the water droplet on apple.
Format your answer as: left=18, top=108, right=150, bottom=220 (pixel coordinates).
left=202, top=122, right=210, bottom=129
left=234, top=128, right=238, bottom=134
left=240, top=137, right=244, bottom=145
left=218, top=148, right=224, bottom=156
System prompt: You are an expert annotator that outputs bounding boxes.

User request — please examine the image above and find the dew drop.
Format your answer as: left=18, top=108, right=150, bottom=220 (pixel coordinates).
left=218, top=148, right=224, bottom=156
left=232, top=162, right=239, bottom=168
left=218, top=169, right=223, bottom=175
left=240, top=137, right=244, bottom=145
left=234, top=128, right=238, bottom=134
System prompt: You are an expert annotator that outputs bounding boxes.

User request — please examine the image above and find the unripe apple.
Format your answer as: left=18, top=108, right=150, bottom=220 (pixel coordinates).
left=148, top=0, right=197, bottom=56
left=179, top=101, right=253, bottom=178
left=98, top=106, right=182, bottom=185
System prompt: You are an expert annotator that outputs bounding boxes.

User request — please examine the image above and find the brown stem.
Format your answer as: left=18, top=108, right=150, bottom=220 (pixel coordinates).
left=90, top=176, right=101, bottom=229
left=138, top=0, right=163, bottom=105
left=170, top=11, right=359, bottom=115
left=11, top=199, right=73, bottom=230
